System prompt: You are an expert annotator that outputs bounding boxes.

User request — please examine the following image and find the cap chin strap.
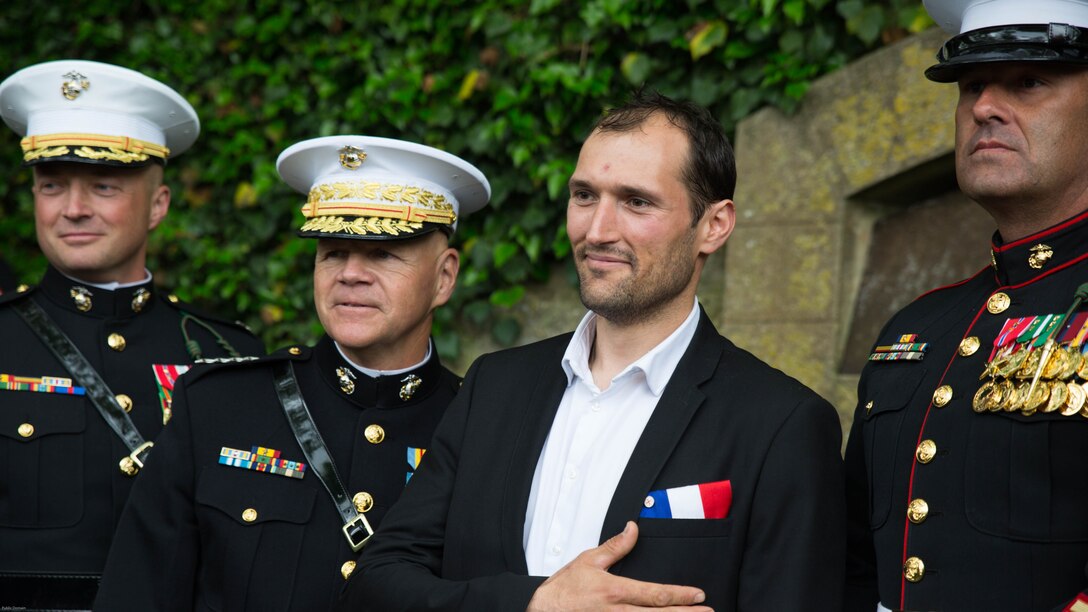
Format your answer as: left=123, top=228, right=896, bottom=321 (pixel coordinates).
left=21, top=132, right=169, bottom=163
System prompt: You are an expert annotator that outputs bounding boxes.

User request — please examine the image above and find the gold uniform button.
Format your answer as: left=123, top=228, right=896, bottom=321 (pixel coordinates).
left=115, top=394, right=133, bottom=413
left=865, top=400, right=874, bottom=413
left=916, top=439, right=937, bottom=464
left=353, top=491, right=374, bottom=513
left=288, top=346, right=302, bottom=355
left=107, top=333, right=127, bottom=352
left=958, top=336, right=981, bottom=357
left=932, top=385, right=953, bottom=408
left=907, top=498, right=929, bottom=524
left=341, top=560, right=356, bottom=580
left=364, top=424, right=385, bottom=444
left=167, top=294, right=179, bottom=304
left=16, top=284, right=29, bottom=293
left=987, top=292, right=1011, bottom=314
left=904, top=556, right=925, bottom=582
left=242, top=508, right=258, bottom=523
left=17, top=423, right=34, bottom=438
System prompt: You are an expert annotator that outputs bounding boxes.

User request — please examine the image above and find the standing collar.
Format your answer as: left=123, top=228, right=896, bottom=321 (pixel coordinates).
left=561, top=299, right=701, bottom=396
left=37, top=265, right=156, bottom=318
left=334, top=340, right=433, bottom=378
left=312, top=335, right=445, bottom=409
left=991, top=208, right=1088, bottom=287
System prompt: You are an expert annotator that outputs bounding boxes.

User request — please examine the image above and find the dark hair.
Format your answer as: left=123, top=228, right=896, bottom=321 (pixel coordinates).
left=592, top=89, right=736, bottom=226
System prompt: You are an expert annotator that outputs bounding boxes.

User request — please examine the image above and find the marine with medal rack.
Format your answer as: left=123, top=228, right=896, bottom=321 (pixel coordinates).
left=844, top=1, right=1088, bottom=610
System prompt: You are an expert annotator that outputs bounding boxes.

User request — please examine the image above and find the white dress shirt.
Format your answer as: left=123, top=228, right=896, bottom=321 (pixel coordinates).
left=523, top=299, right=701, bottom=576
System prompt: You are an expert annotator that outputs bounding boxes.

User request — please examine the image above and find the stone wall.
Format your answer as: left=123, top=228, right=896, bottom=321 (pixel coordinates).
left=723, top=27, right=993, bottom=437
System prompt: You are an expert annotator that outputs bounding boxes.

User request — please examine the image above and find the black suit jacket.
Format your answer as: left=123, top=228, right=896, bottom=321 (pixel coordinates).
left=340, top=312, right=845, bottom=611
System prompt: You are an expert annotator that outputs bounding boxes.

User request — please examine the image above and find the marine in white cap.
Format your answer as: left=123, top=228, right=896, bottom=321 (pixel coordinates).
left=94, top=135, right=489, bottom=611
left=0, top=60, right=262, bottom=610
left=845, top=2, right=1088, bottom=611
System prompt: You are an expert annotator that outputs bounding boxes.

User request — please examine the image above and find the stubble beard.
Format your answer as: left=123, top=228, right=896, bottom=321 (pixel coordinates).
left=575, top=230, right=697, bottom=326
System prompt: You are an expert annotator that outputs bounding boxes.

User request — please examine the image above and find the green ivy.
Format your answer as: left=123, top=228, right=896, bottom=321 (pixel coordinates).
left=0, top=0, right=931, bottom=356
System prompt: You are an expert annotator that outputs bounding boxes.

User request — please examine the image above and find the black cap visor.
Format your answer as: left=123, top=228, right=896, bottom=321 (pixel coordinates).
left=926, top=23, right=1088, bottom=82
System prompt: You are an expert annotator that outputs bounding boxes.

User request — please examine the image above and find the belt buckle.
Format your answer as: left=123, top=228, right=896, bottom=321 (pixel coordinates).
left=342, top=513, right=374, bottom=552
left=118, top=441, right=154, bottom=476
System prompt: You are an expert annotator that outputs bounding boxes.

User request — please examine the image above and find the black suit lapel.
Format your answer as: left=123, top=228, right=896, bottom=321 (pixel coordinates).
left=599, top=313, right=724, bottom=546
left=499, top=337, right=570, bottom=575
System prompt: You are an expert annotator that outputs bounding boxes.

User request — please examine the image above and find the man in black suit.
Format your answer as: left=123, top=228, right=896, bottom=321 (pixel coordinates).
left=0, top=60, right=262, bottom=610
left=339, top=91, right=845, bottom=611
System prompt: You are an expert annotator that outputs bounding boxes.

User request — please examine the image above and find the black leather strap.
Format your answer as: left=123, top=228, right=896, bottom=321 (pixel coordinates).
left=13, top=299, right=152, bottom=475
left=273, top=361, right=373, bottom=551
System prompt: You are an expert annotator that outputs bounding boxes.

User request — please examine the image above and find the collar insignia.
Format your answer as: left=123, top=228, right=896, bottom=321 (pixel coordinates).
left=1028, top=243, right=1053, bottom=270
left=70, top=286, right=93, bottom=312
left=336, top=366, right=356, bottom=395
left=399, top=373, right=422, bottom=401
left=131, top=288, right=151, bottom=313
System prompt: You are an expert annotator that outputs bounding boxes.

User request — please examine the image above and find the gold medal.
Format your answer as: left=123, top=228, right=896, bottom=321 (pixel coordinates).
left=1043, top=349, right=1067, bottom=380
left=988, top=379, right=1014, bottom=412
left=1063, top=381, right=1086, bottom=417
left=1024, top=381, right=1050, bottom=413
left=1045, top=380, right=1069, bottom=414
left=1016, top=349, right=1042, bottom=379
left=996, top=348, right=1028, bottom=378
left=1077, top=351, right=1088, bottom=381
left=1058, top=347, right=1081, bottom=381
left=1006, top=382, right=1027, bottom=413
left=973, top=381, right=995, bottom=413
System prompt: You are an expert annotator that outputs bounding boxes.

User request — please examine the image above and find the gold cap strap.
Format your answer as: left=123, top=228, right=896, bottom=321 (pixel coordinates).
left=303, top=181, right=457, bottom=225
left=21, top=132, right=170, bottom=163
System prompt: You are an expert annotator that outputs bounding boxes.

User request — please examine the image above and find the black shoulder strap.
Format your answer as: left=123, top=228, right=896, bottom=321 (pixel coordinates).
left=273, top=361, right=373, bottom=552
left=13, top=299, right=153, bottom=476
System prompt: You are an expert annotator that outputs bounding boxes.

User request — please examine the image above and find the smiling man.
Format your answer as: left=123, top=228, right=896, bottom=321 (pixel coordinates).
left=0, top=60, right=262, bottom=610
left=93, top=135, right=489, bottom=611
left=338, top=91, right=845, bottom=611
left=844, top=1, right=1088, bottom=611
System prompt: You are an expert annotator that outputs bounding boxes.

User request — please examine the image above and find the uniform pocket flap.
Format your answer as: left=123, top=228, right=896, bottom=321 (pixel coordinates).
left=196, top=465, right=316, bottom=526
left=863, top=365, right=928, bottom=420
left=0, top=400, right=85, bottom=442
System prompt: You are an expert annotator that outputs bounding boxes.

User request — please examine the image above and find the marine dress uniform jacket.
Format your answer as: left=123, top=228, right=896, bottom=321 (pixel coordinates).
left=93, top=335, right=460, bottom=612
left=0, top=266, right=262, bottom=609
left=845, top=209, right=1088, bottom=611
left=340, top=312, right=846, bottom=612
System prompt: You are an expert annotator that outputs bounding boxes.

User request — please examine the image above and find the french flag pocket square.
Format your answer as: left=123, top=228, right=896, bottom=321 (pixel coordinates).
left=640, top=479, right=732, bottom=519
